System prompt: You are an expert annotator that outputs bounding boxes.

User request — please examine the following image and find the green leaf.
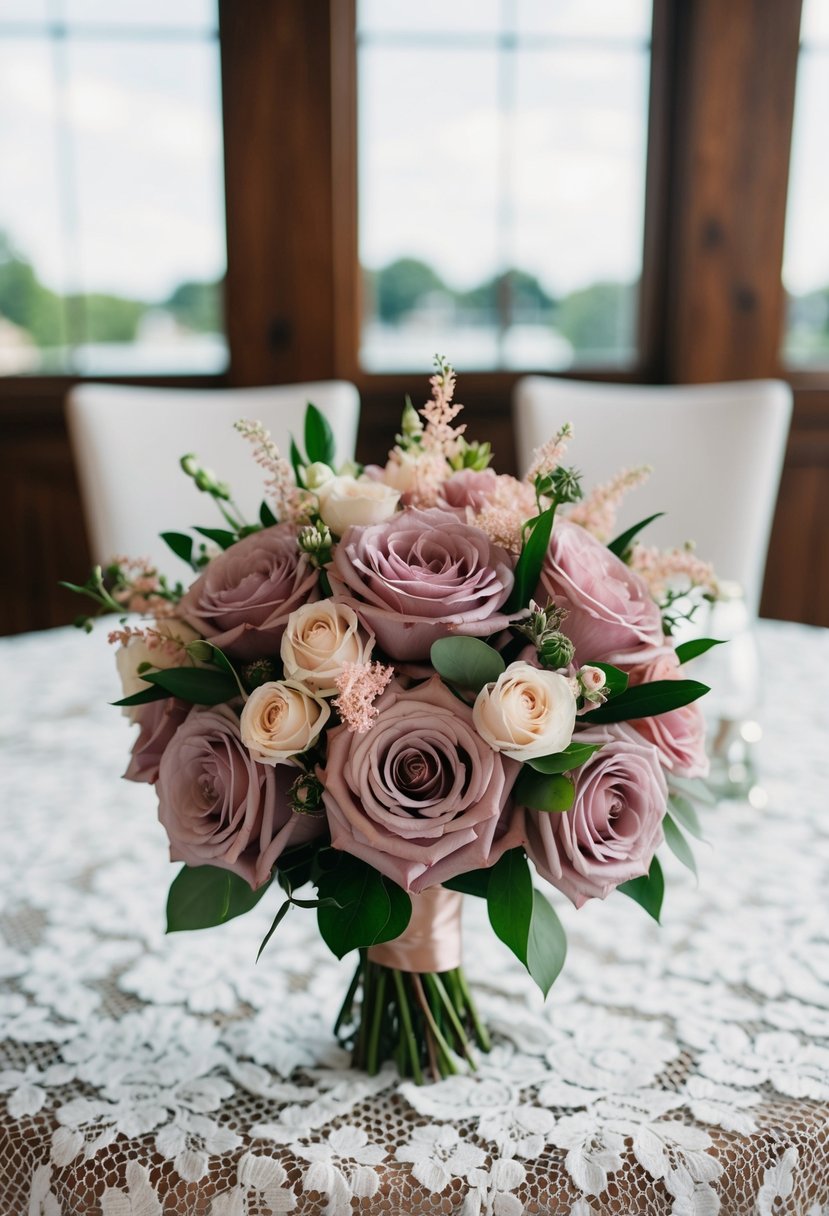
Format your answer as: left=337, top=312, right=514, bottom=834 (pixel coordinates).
left=528, top=742, right=601, bottom=774
left=304, top=402, right=336, bottom=466
left=256, top=899, right=291, bottom=962
left=506, top=506, right=555, bottom=612
left=226, top=872, right=272, bottom=919
left=167, top=865, right=230, bottom=932
left=259, top=500, right=278, bottom=528
left=514, top=768, right=575, bottom=813
left=161, top=531, right=194, bottom=565
left=187, top=642, right=246, bottom=699
left=668, top=793, right=704, bottom=840
left=316, top=853, right=411, bottom=959
left=289, top=436, right=305, bottom=483
left=590, top=663, right=629, bottom=697
left=581, top=679, right=709, bottom=724
left=674, top=637, right=725, bottom=665
left=618, top=856, right=664, bottom=922
left=669, top=774, right=718, bottom=806
left=487, top=849, right=533, bottom=967
left=430, top=636, right=505, bottom=693
left=443, top=870, right=490, bottom=898
left=111, top=684, right=169, bottom=708
left=144, top=667, right=239, bottom=705
left=607, top=512, right=665, bottom=558
left=526, top=888, right=567, bottom=997
left=663, top=813, right=697, bottom=877
left=194, top=526, right=237, bottom=550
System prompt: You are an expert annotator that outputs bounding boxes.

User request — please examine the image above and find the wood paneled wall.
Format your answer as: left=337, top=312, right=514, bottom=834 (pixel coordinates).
left=1, top=0, right=827, bottom=635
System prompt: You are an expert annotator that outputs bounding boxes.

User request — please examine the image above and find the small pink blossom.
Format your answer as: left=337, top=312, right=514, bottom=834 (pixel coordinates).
left=567, top=466, right=651, bottom=542
left=525, top=422, right=572, bottom=486
left=630, top=542, right=719, bottom=602
left=234, top=418, right=312, bottom=525
left=333, top=660, right=394, bottom=733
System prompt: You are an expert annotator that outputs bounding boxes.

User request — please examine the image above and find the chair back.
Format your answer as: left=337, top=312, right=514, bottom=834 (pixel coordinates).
left=513, top=376, right=792, bottom=618
left=67, top=381, right=360, bottom=572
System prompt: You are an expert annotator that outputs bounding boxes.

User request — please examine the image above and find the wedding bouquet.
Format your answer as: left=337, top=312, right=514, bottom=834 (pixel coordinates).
left=66, top=358, right=719, bottom=1082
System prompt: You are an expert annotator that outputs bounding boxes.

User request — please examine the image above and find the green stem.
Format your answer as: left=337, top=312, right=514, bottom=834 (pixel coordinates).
left=424, top=973, right=477, bottom=1069
left=392, top=969, right=424, bottom=1085
left=334, top=957, right=362, bottom=1036
left=411, top=974, right=458, bottom=1077
left=455, top=967, right=491, bottom=1052
left=366, top=966, right=387, bottom=1076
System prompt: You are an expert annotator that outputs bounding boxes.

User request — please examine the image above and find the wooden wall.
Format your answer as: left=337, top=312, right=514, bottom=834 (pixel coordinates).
left=1, top=0, right=828, bottom=636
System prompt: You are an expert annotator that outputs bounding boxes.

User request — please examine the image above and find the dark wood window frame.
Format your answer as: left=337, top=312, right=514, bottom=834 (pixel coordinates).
left=3, top=0, right=827, bottom=632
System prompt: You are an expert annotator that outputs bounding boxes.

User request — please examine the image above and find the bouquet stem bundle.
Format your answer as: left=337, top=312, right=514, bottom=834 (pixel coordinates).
left=336, top=954, right=490, bottom=1082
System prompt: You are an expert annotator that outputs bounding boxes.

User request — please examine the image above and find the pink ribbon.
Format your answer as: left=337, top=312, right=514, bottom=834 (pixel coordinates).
left=368, top=887, right=463, bottom=973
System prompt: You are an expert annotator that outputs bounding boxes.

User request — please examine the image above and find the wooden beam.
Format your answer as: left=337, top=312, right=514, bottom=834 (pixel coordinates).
left=665, top=0, right=802, bottom=382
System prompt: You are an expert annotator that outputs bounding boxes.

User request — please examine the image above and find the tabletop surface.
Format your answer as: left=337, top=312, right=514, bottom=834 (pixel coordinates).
left=1, top=621, right=828, bottom=1215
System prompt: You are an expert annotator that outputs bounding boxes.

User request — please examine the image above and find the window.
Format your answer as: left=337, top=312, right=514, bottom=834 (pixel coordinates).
left=357, top=0, right=652, bottom=373
left=0, top=0, right=227, bottom=376
left=782, top=0, right=829, bottom=366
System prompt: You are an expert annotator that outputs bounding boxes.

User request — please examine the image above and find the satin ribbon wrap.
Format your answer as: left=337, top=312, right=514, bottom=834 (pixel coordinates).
left=368, top=887, right=463, bottom=973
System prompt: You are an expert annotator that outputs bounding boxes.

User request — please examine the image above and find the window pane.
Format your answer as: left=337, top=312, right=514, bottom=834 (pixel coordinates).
left=63, top=0, right=217, bottom=32
left=358, top=2, right=651, bottom=372
left=782, top=1, right=829, bottom=365
left=0, top=8, right=226, bottom=377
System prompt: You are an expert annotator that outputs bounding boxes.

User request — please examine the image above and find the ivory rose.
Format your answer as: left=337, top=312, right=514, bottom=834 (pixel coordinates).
left=320, top=676, right=523, bottom=893
left=316, top=475, right=400, bottom=536
left=240, top=681, right=330, bottom=765
left=329, top=507, right=518, bottom=661
left=473, top=662, right=577, bottom=761
left=115, top=620, right=202, bottom=718
left=179, top=523, right=319, bottom=660
left=627, top=649, right=709, bottom=778
left=281, top=601, right=374, bottom=693
left=524, top=723, right=667, bottom=907
left=157, top=704, right=322, bottom=888
left=539, top=519, right=665, bottom=666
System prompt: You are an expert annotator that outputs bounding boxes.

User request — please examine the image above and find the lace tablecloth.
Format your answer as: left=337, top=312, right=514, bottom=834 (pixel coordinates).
left=1, top=622, right=828, bottom=1216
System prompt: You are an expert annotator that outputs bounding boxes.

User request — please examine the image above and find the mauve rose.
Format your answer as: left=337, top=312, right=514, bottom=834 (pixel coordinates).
left=524, top=723, right=667, bottom=908
left=320, top=676, right=523, bottom=893
left=539, top=519, right=665, bottom=666
left=124, top=697, right=190, bottom=785
left=179, top=524, right=319, bottom=661
left=438, top=469, right=499, bottom=512
left=157, top=704, right=322, bottom=889
left=627, top=649, right=709, bottom=779
left=329, top=507, right=518, bottom=661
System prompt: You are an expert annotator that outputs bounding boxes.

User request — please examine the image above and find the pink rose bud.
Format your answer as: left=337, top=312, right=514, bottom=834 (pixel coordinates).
left=579, top=665, right=607, bottom=693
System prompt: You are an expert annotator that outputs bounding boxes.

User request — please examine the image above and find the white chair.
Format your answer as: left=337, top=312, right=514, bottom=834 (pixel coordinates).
left=513, top=377, right=792, bottom=618
left=67, top=381, right=360, bottom=573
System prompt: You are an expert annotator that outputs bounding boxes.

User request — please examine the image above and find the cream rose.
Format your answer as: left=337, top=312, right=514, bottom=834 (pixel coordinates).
left=473, top=661, right=577, bottom=761
left=240, top=680, right=330, bottom=765
left=115, top=620, right=202, bottom=719
left=316, top=475, right=400, bottom=536
left=383, top=449, right=420, bottom=494
left=281, top=601, right=374, bottom=693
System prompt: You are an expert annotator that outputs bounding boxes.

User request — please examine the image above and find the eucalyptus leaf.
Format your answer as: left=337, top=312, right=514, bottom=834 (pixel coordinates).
left=259, top=501, right=278, bottom=528
left=487, top=849, right=533, bottom=967
left=316, top=853, right=411, bottom=959
left=194, top=526, right=237, bottom=550
left=506, top=505, right=555, bottom=612
left=144, top=667, right=239, bottom=705
left=430, top=636, right=505, bottom=693
left=668, top=793, right=705, bottom=840
left=443, top=870, right=490, bottom=898
left=528, top=742, right=600, bottom=774
left=663, top=813, right=697, bottom=877
left=674, top=637, right=725, bottom=664
left=526, top=889, right=567, bottom=997
left=514, top=768, right=575, bottom=812
left=161, top=531, right=194, bottom=565
left=607, top=512, right=665, bottom=558
left=618, top=856, right=664, bottom=923
left=581, top=679, right=709, bottom=724
left=304, top=402, right=336, bottom=466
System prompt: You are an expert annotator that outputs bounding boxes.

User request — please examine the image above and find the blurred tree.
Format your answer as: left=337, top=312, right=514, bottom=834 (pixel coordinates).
left=165, top=278, right=223, bottom=333
left=372, top=258, right=448, bottom=322
left=0, top=231, right=62, bottom=346
left=555, top=280, right=636, bottom=354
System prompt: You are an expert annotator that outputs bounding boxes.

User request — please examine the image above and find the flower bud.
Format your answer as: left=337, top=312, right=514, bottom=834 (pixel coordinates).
left=289, top=772, right=325, bottom=815
left=242, top=657, right=278, bottom=691
left=306, top=461, right=335, bottom=490
left=539, top=631, right=575, bottom=670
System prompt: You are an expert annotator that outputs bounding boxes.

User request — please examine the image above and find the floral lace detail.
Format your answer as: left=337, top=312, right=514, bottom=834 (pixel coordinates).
left=1, top=622, right=829, bottom=1213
